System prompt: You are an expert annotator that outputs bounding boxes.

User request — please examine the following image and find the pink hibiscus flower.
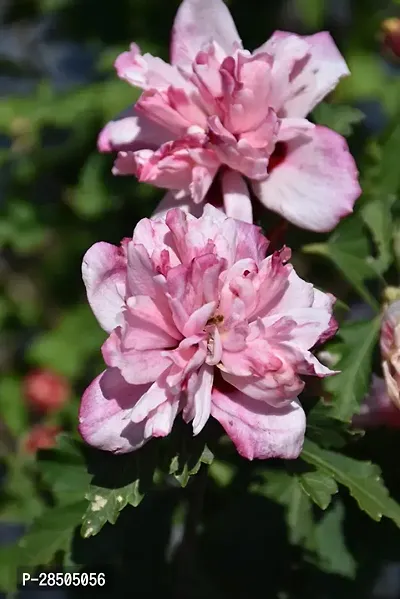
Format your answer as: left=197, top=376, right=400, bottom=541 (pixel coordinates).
left=79, top=205, right=337, bottom=460
left=98, top=0, right=361, bottom=231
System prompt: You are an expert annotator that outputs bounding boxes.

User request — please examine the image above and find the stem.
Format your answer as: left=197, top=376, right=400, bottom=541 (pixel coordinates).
left=173, top=465, right=208, bottom=598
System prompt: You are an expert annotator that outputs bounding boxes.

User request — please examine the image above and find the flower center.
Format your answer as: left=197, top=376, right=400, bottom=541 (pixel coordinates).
left=268, top=142, right=287, bottom=173
left=206, top=314, right=224, bottom=326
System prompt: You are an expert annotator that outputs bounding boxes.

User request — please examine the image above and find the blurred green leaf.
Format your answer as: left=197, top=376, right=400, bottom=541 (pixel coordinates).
left=18, top=501, right=87, bottom=566
left=253, top=470, right=355, bottom=577
left=69, top=154, right=113, bottom=219
left=38, top=435, right=91, bottom=505
left=306, top=400, right=362, bottom=449
left=302, top=440, right=400, bottom=526
left=303, top=216, right=379, bottom=310
left=312, top=103, right=365, bottom=137
left=324, top=317, right=381, bottom=422
left=361, top=195, right=394, bottom=274
left=27, top=305, right=106, bottom=379
left=312, top=500, right=357, bottom=578
left=0, top=376, right=27, bottom=437
left=253, top=471, right=314, bottom=546
left=0, top=544, right=20, bottom=593
left=296, top=0, right=325, bottom=29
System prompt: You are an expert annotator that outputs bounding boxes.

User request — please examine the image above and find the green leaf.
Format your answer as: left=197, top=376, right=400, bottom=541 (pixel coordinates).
left=81, top=442, right=159, bottom=538
left=359, top=123, right=400, bottom=274
left=377, top=123, right=400, bottom=200
left=312, top=103, right=365, bottom=136
left=0, top=544, right=20, bottom=593
left=299, top=471, right=338, bottom=510
left=82, top=481, right=145, bottom=538
left=302, top=440, right=400, bottom=526
left=296, top=0, right=325, bottom=29
left=361, top=194, right=395, bottom=274
left=324, top=317, right=381, bottom=422
left=303, top=217, right=379, bottom=310
left=27, top=305, right=105, bottom=379
left=252, top=470, right=355, bottom=574
left=0, top=376, right=27, bottom=437
left=69, top=154, right=113, bottom=220
left=18, top=502, right=87, bottom=566
left=81, top=419, right=214, bottom=537
left=313, top=500, right=357, bottom=578
left=306, top=400, right=362, bottom=449
left=253, top=471, right=314, bottom=546
left=38, top=435, right=91, bottom=505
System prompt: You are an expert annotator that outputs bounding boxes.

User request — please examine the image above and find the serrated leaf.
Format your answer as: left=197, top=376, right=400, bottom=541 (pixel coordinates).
left=324, top=317, right=381, bottom=422
left=312, top=103, right=365, bottom=136
left=161, top=418, right=214, bottom=488
left=38, top=435, right=91, bottom=505
left=359, top=123, right=400, bottom=274
left=299, top=471, right=338, bottom=510
left=169, top=445, right=214, bottom=487
left=252, top=471, right=313, bottom=546
left=82, top=481, right=144, bottom=538
left=18, top=502, right=87, bottom=566
left=306, top=401, right=362, bottom=449
left=361, top=195, right=394, bottom=273
left=313, top=500, right=356, bottom=578
left=81, top=440, right=159, bottom=538
left=303, top=217, right=379, bottom=310
left=302, top=440, right=400, bottom=526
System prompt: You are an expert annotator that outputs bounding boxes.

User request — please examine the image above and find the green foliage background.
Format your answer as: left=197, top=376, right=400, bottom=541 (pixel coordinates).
left=1, top=0, right=400, bottom=597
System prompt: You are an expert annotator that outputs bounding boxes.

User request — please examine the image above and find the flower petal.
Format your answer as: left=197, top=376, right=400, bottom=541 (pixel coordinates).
left=152, top=191, right=205, bottom=220
left=115, top=42, right=190, bottom=91
left=82, top=242, right=126, bottom=333
left=98, top=107, right=172, bottom=153
left=257, top=31, right=349, bottom=117
left=253, top=126, right=361, bottom=232
left=211, top=383, right=306, bottom=459
left=102, top=330, right=171, bottom=385
left=186, top=363, right=214, bottom=435
left=78, top=369, right=151, bottom=454
left=171, top=0, right=242, bottom=70
left=222, top=170, right=253, bottom=224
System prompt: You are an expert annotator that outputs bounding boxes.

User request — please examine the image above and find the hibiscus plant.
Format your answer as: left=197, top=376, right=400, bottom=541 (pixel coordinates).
left=1, top=0, right=400, bottom=597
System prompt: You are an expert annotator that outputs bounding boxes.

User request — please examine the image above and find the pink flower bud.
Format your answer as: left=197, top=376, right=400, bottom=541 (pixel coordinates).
left=23, top=369, right=70, bottom=413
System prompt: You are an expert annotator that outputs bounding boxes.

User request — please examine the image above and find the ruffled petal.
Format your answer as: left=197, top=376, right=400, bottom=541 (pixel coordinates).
left=98, top=107, right=172, bottom=153
left=78, top=369, right=151, bottom=454
left=102, top=330, right=171, bottom=385
left=222, top=170, right=253, bottom=224
left=82, top=242, right=126, bottom=333
left=257, top=31, right=349, bottom=117
left=253, top=126, right=361, bottom=232
left=211, top=383, right=306, bottom=459
left=171, top=0, right=242, bottom=70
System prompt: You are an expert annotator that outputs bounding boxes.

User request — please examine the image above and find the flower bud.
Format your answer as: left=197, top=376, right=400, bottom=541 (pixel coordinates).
left=381, top=18, right=400, bottom=61
left=24, top=425, right=61, bottom=454
left=23, top=369, right=70, bottom=413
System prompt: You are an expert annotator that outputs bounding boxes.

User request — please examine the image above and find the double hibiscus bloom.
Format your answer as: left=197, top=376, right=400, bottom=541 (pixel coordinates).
left=79, top=0, right=361, bottom=460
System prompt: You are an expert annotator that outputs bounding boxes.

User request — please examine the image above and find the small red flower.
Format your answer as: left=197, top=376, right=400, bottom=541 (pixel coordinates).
left=381, top=18, right=400, bottom=61
left=24, top=425, right=61, bottom=454
left=23, top=369, right=70, bottom=413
